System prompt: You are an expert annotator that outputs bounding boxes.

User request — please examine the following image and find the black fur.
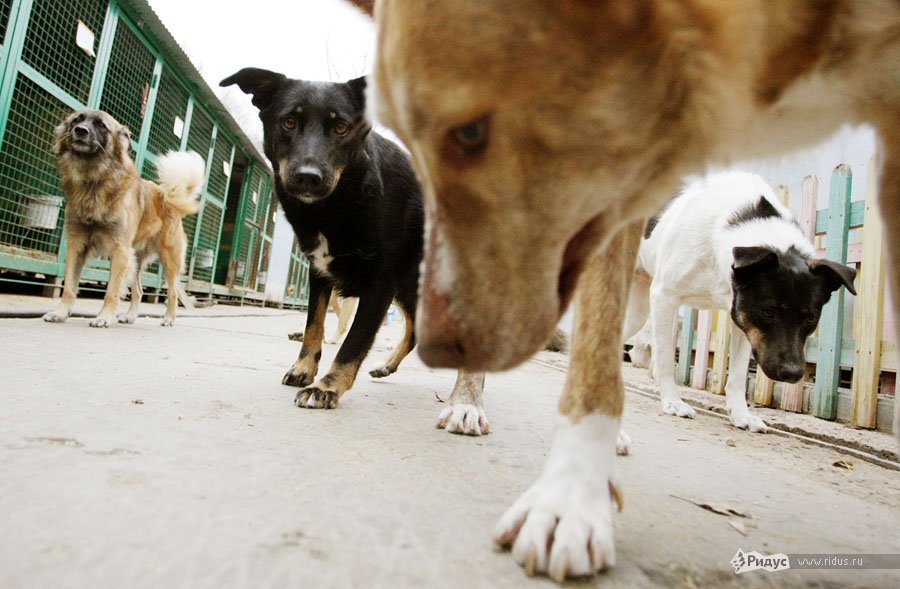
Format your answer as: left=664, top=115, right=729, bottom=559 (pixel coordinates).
left=727, top=195, right=785, bottom=228
left=221, top=68, right=424, bottom=401
left=731, top=245, right=856, bottom=382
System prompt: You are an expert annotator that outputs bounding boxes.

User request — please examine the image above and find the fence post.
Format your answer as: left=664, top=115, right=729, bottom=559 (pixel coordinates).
left=850, top=157, right=883, bottom=428
left=676, top=306, right=697, bottom=385
left=692, top=310, right=714, bottom=390
left=814, top=165, right=852, bottom=420
left=710, top=310, right=731, bottom=395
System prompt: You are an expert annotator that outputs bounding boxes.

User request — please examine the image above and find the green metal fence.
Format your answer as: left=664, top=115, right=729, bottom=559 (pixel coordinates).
left=0, top=0, right=300, bottom=305
left=284, top=237, right=310, bottom=309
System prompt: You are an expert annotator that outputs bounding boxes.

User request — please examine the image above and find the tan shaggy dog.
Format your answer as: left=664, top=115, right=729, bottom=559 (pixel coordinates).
left=351, top=0, right=900, bottom=582
left=44, top=109, right=205, bottom=328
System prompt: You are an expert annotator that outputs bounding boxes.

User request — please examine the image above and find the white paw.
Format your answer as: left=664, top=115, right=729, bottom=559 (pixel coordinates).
left=324, top=337, right=338, bottom=345
left=117, top=314, right=136, bottom=324
left=436, top=403, right=490, bottom=436
left=89, top=316, right=113, bottom=328
left=42, top=311, right=68, bottom=323
left=661, top=398, right=696, bottom=418
left=616, top=430, right=631, bottom=456
left=160, top=316, right=175, bottom=327
left=729, top=410, right=768, bottom=433
left=494, top=414, right=621, bottom=581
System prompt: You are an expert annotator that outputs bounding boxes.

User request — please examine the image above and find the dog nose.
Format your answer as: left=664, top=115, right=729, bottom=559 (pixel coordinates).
left=72, top=125, right=89, bottom=139
left=293, top=166, right=323, bottom=192
left=774, top=362, right=805, bottom=383
left=417, top=281, right=469, bottom=368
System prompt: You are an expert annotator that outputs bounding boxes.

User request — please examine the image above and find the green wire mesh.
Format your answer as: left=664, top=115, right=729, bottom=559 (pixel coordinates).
left=257, top=238, right=270, bottom=293
left=1, top=0, right=14, bottom=46
left=0, top=75, right=68, bottom=257
left=284, top=238, right=309, bottom=306
left=98, top=17, right=155, bottom=143
left=206, top=133, right=233, bottom=201
left=190, top=198, right=222, bottom=283
left=20, top=0, right=107, bottom=105
left=145, top=67, right=188, bottom=156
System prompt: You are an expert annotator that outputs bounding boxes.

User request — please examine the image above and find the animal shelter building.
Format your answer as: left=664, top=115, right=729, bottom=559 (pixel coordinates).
left=0, top=0, right=310, bottom=307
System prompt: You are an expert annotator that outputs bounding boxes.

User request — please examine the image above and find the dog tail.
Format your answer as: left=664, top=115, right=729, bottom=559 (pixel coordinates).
left=155, top=150, right=205, bottom=216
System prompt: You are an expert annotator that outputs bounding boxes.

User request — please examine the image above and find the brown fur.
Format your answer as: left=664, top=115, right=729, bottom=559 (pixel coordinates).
left=44, top=109, right=201, bottom=327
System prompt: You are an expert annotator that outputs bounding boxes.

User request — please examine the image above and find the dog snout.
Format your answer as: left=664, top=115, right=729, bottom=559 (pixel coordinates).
left=775, top=361, right=806, bottom=383
left=287, top=165, right=327, bottom=196
left=72, top=125, right=90, bottom=140
left=417, top=281, right=470, bottom=368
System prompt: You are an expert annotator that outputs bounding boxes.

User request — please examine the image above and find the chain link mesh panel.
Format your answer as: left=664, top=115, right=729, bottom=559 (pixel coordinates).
left=257, top=238, right=270, bottom=293
left=146, top=68, right=188, bottom=156
left=186, top=106, right=212, bottom=163
left=0, top=0, right=14, bottom=46
left=98, top=18, right=155, bottom=143
left=21, top=0, right=107, bottom=104
left=0, top=74, right=69, bottom=257
left=206, top=132, right=232, bottom=201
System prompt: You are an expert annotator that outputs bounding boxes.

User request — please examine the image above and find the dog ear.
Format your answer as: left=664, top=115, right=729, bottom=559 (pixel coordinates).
left=346, top=75, right=368, bottom=111
left=52, top=115, right=72, bottom=156
left=220, top=68, right=287, bottom=110
left=732, top=246, right=778, bottom=282
left=809, top=258, right=857, bottom=296
left=346, top=0, right=374, bottom=17
left=117, top=125, right=132, bottom=155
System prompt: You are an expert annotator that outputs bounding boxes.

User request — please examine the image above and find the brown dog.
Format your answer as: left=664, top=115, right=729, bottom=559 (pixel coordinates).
left=44, top=109, right=205, bottom=328
left=352, top=0, right=900, bottom=582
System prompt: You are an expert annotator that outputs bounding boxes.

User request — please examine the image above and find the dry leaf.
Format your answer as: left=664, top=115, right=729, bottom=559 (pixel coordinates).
left=728, top=518, right=748, bottom=536
left=671, top=495, right=751, bottom=518
left=725, top=439, right=736, bottom=447
left=132, top=399, right=144, bottom=405
left=434, top=392, right=446, bottom=403
left=832, top=459, right=854, bottom=470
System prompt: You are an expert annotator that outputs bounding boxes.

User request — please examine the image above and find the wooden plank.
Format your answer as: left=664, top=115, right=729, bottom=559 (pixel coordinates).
left=851, top=156, right=883, bottom=428
left=814, top=165, right=853, bottom=420
left=691, top=310, right=714, bottom=389
left=783, top=175, right=818, bottom=412
left=676, top=306, right=698, bottom=386
left=710, top=310, right=731, bottom=395
left=815, top=199, right=866, bottom=233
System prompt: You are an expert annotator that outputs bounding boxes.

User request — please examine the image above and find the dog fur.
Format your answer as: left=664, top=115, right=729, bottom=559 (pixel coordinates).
left=353, top=0, right=900, bottom=581
left=43, top=109, right=203, bottom=328
left=622, top=171, right=857, bottom=432
left=221, top=69, right=488, bottom=433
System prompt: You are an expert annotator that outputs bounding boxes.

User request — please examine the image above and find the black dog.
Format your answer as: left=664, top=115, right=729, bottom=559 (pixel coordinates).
left=220, top=69, right=487, bottom=427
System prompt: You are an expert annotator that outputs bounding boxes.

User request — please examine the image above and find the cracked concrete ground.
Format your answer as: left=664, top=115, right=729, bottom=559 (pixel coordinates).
left=1, top=309, right=898, bottom=588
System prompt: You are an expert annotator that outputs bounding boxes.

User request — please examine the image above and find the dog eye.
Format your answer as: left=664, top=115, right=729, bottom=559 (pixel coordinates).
left=333, top=121, right=350, bottom=135
left=282, top=115, right=297, bottom=131
left=804, top=312, right=818, bottom=323
left=761, top=308, right=776, bottom=319
left=95, top=121, right=106, bottom=131
left=450, top=118, right=488, bottom=153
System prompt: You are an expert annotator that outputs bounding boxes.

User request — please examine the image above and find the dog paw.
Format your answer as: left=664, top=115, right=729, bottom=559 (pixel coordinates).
left=160, top=317, right=175, bottom=327
left=436, top=403, right=490, bottom=436
left=117, top=314, right=136, bottom=324
left=494, top=414, right=621, bottom=581
left=295, top=387, right=340, bottom=409
left=616, top=430, right=631, bottom=456
left=368, top=365, right=395, bottom=379
left=282, top=367, right=315, bottom=387
left=730, top=411, right=768, bottom=433
left=89, top=316, right=114, bottom=328
left=42, top=311, right=69, bottom=323
left=661, top=398, right=696, bottom=418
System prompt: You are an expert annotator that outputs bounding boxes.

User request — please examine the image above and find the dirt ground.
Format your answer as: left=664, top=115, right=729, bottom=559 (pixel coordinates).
left=1, top=306, right=898, bottom=588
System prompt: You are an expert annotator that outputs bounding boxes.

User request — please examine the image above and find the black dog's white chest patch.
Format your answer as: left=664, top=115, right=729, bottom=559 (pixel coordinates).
left=306, top=233, right=334, bottom=278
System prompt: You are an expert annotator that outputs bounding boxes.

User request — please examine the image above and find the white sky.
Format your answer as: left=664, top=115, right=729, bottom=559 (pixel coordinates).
left=147, top=0, right=376, bottom=150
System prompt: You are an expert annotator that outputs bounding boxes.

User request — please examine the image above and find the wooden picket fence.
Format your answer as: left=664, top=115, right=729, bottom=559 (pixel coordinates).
left=673, top=158, right=897, bottom=429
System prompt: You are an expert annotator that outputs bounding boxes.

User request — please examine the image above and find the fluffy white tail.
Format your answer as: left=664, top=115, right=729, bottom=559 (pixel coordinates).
left=156, top=150, right=205, bottom=215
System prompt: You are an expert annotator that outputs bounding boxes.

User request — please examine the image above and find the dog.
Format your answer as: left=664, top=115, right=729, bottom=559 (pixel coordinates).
left=287, top=292, right=358, bottom=344
left=352, top=0, right=899, bottom=581
left=220, top=69, right=488, bottom=433
left=43, top=109, right=204, bottom=328
left=622, top=171, right=857, bottom=432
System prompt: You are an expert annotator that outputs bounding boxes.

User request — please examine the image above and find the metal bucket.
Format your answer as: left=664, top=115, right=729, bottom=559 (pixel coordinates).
left=195, top=248, right=214, bottom=269
left=21, top=195, right=63, bottom=229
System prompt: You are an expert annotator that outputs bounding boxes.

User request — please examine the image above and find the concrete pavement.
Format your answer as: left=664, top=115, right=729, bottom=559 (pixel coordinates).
left=1, top=310, right=898, bottom=588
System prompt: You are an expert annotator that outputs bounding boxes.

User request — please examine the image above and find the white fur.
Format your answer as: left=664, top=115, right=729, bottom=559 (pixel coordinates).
left=630, top=171, right=812, bottom=432
left=495, top=413, right=619, bottom=577
left=155, top=150, right=206, bottom=199
left=436, top=371, right=489, bottom=436
left=308, top=234, right=334, bottom=278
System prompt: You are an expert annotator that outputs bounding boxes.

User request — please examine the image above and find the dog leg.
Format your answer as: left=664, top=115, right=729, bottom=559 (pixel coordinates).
left=117, top=273, right=143, bottom=325
left=283, top=275, right=330, bottom=387
left=369, top=300, right=415, bottom=378
left=616, top=429, right=632, bottom=456
left=649, top=290, right=695, bottom=418
left=726, top=328, right=768, bottom=432
left=43, top=238, right=88, bottom=323
left=90, top=246, right=133, bottom=328
left=158, top=245, right=183, bottom=327
left=436, top=371, right=489, bottom=435
left=326, top=296, right=357, bottom=344
left=296, top=289, right=393, bottom=409
left=494, top=220, right=641, bottom=581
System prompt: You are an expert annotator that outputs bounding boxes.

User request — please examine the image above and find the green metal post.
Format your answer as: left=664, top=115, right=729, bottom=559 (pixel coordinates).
left=0, top=0, right=34, bottom=153
left=86, top=0, right=119, bottom=109
left=134, top=59, right=163, bottom=174
left=813, top=164, right=853, bottom=420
